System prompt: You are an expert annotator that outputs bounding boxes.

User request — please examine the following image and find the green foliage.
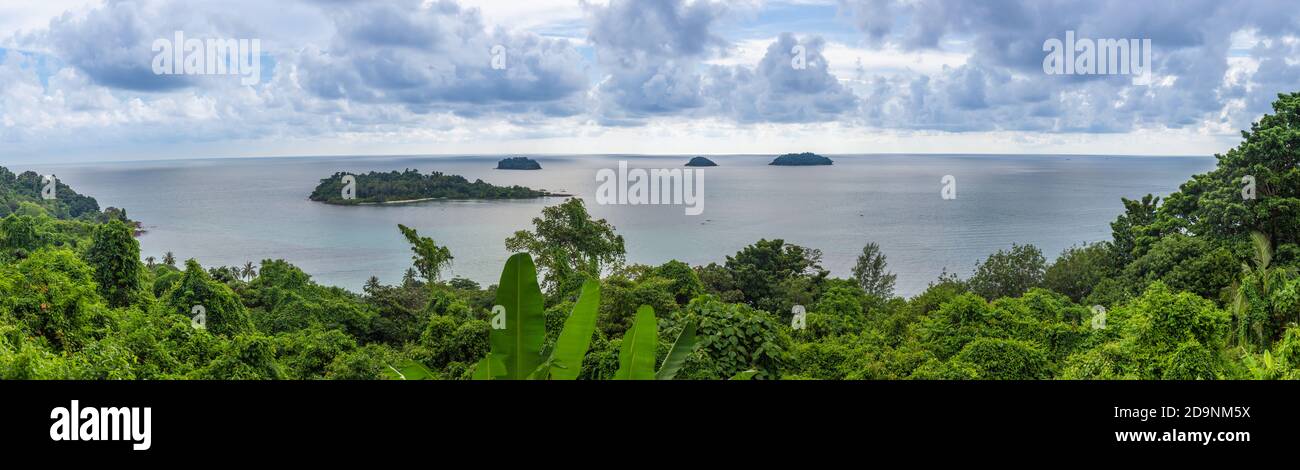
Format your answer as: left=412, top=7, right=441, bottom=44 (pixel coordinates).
left=0, top=248, right=107, bottom=352
left=1122, top=234, right=1237, bottom=302
left=851, top=242, right=896, bottom=299
left=310, top=169, right=551, bottom=204
left=86, top=220, right=143, bottom=308
left=948, top=338, right=1050, bottom=380
left=1160, top=92, right=1300, bottom=263
left=614, top=305, right=658, bottom=379
left=0, top=168, right=101, bottom=220
left=485, top=253, right=547, bottom=379
left=505, top=198, right=625, bottom=297
left=397, top=224, right=453, bottom=282
left=722, top=238, right=828, bottom=316
left=681, top=296, right=790, bottom=380
left=1044, top=242, right=1117, bottom=303
left=968, top=244, right=1045, bottom=300
left=1063, top=282, right=1231, bottom=379
left=162, top=260, right=253, bottom=336
left=550, top=280, right=601, bottom=380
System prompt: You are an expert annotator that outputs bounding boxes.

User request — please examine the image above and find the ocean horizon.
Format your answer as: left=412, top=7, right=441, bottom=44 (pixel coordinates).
left=17, top=153, right=1217, bottom=297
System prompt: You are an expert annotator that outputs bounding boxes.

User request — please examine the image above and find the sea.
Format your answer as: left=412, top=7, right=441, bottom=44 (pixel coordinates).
left=17, top=154, right=1216, bottom=297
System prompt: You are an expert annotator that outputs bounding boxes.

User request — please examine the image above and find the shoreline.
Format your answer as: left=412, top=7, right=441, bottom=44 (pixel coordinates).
left=321, top=193, right=573, bottom=206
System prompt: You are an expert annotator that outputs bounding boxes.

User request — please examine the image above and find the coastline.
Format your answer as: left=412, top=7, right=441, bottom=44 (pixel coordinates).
left=323, top=193, right=573, bottom=206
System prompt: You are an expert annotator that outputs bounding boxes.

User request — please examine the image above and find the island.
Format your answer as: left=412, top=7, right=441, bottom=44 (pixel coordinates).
left=769, top=152, right=833, bottom=166
left=685, top=156, right=718, bottom=167
left=496, top=157, right=542, bottom=170
left=309, top=169, right=564, bottom=205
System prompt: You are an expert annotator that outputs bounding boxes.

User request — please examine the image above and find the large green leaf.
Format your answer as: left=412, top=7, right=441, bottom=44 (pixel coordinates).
left=471, top=355, right=507, bottom=380
left=550, top=279, right=601, bottom=380
left=655, top=321, right=697, bottom=380
left=614, top=305, right=658, bottom=380
left=383, top=359, right=437, bottom=380
left=490, top=253, right=546, bottom=379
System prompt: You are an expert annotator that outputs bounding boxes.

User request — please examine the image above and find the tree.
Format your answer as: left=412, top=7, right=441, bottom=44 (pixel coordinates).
left=1063, top=282, right=1231, bottom=380
left=1044, top=242, right=1118, bottom=303
left=2, top=248, right=107, bottom=352
left=505, top=198, right=625, bottom=297
left=397, top=224, right=453, bottom=282
left=1109, top=194, right=1162, bottom=263
left=0, top=214, right=41, bottom=259
left=968, top=244, right=1045, bottom=300
left=1232, top=232, right=1294, bottom=350
left=1159, top=92, right=1300, bottom=263
left=162, top=260, right=252, bottom=336
left=240, top=261, right=257, bottom=281
left=86, top=219, right=143, bottom=308
left=724, top=238, right=828, bottom=316
left=851, top=242, right=896, bottom=299
left=163, top=251, right=176, bottom=266
left=145, top=256, right=156, bottom=268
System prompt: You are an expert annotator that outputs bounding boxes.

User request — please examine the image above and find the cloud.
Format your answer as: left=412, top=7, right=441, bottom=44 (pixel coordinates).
left=837, top=0, right=1300, bottom=134
left=586, top=0, right=731, bottom=122
left=588, top=0, right=856, bottom=124
left=291, top=0, right=589, bottom=116
left=705, top=33, right=858, bottom=123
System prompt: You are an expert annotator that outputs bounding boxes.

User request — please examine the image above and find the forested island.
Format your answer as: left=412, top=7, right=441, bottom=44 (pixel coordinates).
left=3, top=92, right=1300, bottom=381
left=770, top=152, right=833, bottom=166
left=685, top=156, right=718, bottom=167
left=496, top=157, right=541, bottom=170
left=308, top=169, right=558, bottom=204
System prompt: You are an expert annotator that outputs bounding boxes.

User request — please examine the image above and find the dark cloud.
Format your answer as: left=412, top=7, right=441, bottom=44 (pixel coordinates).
left=587, top=0, right=855, bottom=124
left=39, top=0, right=195, bottom=91
left=294, top=0, right=588, bottom=115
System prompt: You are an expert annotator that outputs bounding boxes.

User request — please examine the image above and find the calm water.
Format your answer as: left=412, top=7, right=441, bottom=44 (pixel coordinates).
left=19, top=154, right=1215, bottom=297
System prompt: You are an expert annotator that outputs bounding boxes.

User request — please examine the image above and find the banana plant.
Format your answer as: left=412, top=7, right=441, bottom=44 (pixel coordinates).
left=383, top=359, right=438, bottom=380
left=472, top=253, right=701, bottom=380
left=613, top=305, right=700, bottom=380
left=472, top=253, right=601, bottom=380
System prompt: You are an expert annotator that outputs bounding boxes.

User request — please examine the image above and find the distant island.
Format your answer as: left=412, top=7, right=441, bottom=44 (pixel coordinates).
left=496, top=157, right=542, bottom=170
left=685, top=157, right=718, bottom=167
left=309, top=169, right=562, bottom=205
left=770, top=152, right=833, bottom=166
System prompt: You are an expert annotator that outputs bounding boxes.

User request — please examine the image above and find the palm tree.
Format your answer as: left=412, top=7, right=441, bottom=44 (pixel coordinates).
left=1232, top=231, right=1293, bottom=350
left=240, top=261, right=257, bottom=281
left=163, top=251, right=176, bottom=267
left=145, top=256, right=156, bottom=268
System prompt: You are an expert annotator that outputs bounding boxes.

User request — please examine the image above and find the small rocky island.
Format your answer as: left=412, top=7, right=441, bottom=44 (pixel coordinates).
left=685, top=156, right=718, bottom=167
left=496, top=157, right=542, bottom=170
left=770, top=152, right=833, bottom=166
left=309, top=169, right=561, bottom=205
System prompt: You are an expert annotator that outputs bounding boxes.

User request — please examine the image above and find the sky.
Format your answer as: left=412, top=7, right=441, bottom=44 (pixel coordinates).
left=0, top=0, right=1297, bottom=163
